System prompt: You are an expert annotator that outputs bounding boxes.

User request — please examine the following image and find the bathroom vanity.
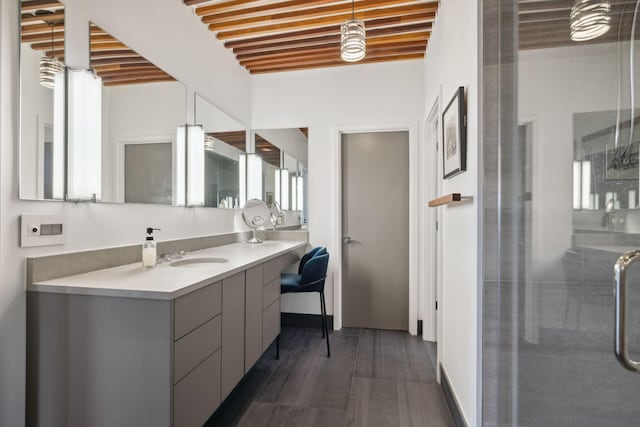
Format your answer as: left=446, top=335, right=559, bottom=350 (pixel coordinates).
left=26, top=240, right=305, bottom=427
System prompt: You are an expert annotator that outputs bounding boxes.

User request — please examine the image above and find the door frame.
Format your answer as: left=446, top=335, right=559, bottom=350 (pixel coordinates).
left=333, top=122, right=419, bottom=334
left=113, top=133, right=176, bottom=203
left=424, top=98, right=442, bottom=343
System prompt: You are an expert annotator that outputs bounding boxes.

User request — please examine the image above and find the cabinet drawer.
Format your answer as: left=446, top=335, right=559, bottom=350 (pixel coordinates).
left=263, top=278, right=280, bottom=309
left=174, top=350, right=221, bottom=427
left=174, top=282, right=221, bottom=340
left=263, top=298, right=281, bottom=351
left=263, top=252, right=300, bottom=284
left=174, top=315, right=221, bottom=384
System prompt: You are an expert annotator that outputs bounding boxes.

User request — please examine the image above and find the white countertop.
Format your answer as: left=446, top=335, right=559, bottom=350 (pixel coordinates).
left=29, top=240, right=306, bottom=300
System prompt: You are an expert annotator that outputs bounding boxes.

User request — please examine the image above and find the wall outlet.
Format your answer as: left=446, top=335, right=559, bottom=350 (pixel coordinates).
left=21, top=214, right=66, bottom=247
left=28, top=224, right=40, bottom=236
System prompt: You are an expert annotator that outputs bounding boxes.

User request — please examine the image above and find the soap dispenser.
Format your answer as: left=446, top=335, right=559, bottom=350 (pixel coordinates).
left=143, top=227, right=160, bottom=268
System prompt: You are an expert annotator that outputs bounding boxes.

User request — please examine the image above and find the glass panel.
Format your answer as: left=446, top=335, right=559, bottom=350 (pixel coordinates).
left=483, top=1, right=640, bottom=425
left=92, top=23, right=186, bottom=205
left=19, top=0, right=66, bottom=200
left=195, top=93, right=245, bottom=209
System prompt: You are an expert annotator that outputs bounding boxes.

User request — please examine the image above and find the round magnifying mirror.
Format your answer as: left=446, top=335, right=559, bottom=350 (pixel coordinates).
left=242, top=199, right=272, bottom=243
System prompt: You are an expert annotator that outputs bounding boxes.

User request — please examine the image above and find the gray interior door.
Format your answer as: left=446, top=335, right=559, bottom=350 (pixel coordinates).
left=125, top=142, right=172, bottom=205
left=342, top=131, right=409, bottom=330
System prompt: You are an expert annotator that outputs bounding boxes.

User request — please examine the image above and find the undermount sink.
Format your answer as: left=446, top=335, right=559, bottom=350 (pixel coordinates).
left=169, top=257, right=229, bottom=267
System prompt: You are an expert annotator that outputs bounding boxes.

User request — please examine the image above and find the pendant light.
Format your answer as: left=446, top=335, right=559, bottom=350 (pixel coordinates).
left=39, top=21, right=64, bottom=89
left=341, top=0, right=366, bottom=62
left=570, top=0, right=611, bottom=42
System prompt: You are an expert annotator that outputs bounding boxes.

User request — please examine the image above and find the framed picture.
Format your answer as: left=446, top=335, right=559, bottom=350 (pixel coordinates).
left=442, top=86, right=467, bottom=179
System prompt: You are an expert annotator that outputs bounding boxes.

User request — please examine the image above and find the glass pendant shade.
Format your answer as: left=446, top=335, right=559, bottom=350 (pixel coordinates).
left=39, top=56, right=64, bottom=89
left=570, top=0, right=611, bottom=42
left=341, top=19, right=366, bottom=62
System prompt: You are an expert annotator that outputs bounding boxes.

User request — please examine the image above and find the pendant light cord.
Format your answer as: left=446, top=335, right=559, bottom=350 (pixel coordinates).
left=352, top=0, right=355, bottom=19
left=50, top=22, right=54, bottom=58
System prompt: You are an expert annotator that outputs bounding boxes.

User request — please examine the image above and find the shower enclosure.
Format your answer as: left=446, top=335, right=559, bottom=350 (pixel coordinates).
left=482, top=0, right=640, bottom=425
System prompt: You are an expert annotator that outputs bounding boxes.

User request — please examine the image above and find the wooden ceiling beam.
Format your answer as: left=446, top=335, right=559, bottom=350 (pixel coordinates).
left=21, top=30, right=63, bottom=42
left=205, top=0, right=434, bottom=30
left=198, top=0, right=341, bottom=19
left=101, top=73, right=173, bottom=82
left=90, top=34, right=121, bottom=43
left=104, top=77, right=175, bottom=87
left=90, top=56, right=149, bottom=67
left=30, top=39, right=63, bottom=50
left=97, top=71, right=172, bottom=81
left=96, top=67, right=167, bottom=76
left=215, top=6, right=436, bottom=39
left=21, top=10, right=64, bottom=24
left=249, top=52, right=423, bottom=73
left=241, top=44, right=426, bottom=68
left=93, top=63, right=158, bottom=72
left=21, top=0, right=62, bottom=12
left=190, top=0, right=261, bottom=13
left=231, top=29, right=430, bottom=55
left=88, top=42, right=130, bottom=51
left=236, top=39, right=427, bottom=62
left=90, top=50, right=145, bottom=60
left=225, top=13, right=432, bottom=48
left=20, top=22, right=63, bottom=34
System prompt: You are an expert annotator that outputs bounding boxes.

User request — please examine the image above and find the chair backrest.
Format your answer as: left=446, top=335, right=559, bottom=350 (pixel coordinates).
left=298, top=246, right=325, bottom=274
left=300, top=253, right=329, bottom=290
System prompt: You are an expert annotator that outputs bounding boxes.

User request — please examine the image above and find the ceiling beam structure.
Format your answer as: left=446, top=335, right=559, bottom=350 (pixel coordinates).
left=20, top=1, right=174, bottom=86
left=89, top=25, right=175, bottom=86
left=183, top=0, right=439, bottom=73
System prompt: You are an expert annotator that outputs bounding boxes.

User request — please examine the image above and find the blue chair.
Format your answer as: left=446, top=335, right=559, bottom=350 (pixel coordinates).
left=278, top=247, right=331, bottom=357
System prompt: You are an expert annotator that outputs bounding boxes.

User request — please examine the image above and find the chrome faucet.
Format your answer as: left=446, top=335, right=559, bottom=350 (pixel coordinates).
left=159, top=250, right=187, bottom=263
left=602, top=198, right=616, bottom=228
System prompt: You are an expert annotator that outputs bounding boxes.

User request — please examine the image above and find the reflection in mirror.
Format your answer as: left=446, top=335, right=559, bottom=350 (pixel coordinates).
left=90, top=24, right=186, bottom=205
left=573, top=110, right=640, bottom=233
left=254, top=128, right=308, bottom=226
left=19, top=0, right=66, bottom=200
left=195, top=94, right=246, bottom=209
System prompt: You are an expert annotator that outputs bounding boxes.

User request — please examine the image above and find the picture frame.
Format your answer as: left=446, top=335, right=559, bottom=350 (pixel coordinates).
left=442, top=86, right=467, bottom=179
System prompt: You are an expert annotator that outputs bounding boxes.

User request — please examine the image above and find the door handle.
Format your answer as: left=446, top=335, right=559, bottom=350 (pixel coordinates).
left=614, top=250, right=640, bottom=373
left=343, top=236, right=361, bottom=245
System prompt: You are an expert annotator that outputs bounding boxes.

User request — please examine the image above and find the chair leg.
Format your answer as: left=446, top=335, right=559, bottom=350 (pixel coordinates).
left=319, top=291, right=325, bottom=338
left=321, top=291, right=331, bottom=358
left=276, top=334, right=280, bottom=360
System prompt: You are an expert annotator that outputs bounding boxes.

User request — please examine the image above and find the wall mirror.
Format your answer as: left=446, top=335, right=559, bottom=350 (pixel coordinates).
left=195, top=94, right=245, bottom=209
left=572, top=110, right=640, bottom=234
left=19, top=0, right=66, bottom=200
left=254, top=128, right=308, bottom=226
left=91, top=23, right=186, bottom=205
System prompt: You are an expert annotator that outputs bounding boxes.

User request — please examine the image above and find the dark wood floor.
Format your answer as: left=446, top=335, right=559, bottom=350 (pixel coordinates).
left=206, top=327, right=454, bottom=427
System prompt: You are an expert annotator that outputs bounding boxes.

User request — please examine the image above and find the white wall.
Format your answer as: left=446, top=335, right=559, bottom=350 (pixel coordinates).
left=19, top=45, right=54, bottom=199
left=0, top=0, right=252, bottom=425
left=252, top=59, right=424, bottom=319
left=423, top=0, right=479, bottom=424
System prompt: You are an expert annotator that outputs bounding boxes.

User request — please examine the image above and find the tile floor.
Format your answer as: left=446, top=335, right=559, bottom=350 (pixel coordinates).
left=205, top=327, right=453, bottom=427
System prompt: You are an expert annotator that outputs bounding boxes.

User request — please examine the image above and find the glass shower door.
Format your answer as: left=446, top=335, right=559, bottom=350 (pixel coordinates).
left=483, top=0, right=640, bottom=425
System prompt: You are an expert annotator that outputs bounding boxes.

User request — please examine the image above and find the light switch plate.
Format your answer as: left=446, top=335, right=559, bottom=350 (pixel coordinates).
left=21, top=214, right=66, bottom=247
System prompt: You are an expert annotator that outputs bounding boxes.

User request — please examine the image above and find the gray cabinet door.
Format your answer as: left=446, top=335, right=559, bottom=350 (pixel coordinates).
left=245, top=265, right=263, bottom=371
left=221, top=271, right=245, bottom=400
left=173, top=350, right=221, bottom=427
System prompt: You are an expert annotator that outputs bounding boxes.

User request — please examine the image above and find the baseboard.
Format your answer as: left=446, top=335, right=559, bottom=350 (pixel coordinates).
left=440, top=364, right=467, bottom=427
left=281, top=312, right=334, bottom=330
